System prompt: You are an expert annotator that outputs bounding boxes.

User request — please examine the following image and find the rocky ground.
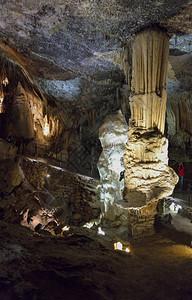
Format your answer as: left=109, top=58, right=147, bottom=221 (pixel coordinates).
left=0, top=219, right=191, bottom=300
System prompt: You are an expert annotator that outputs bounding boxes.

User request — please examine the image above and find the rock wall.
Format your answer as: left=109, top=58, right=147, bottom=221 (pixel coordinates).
left=0, top=53, right=123, bottom=177
left=11, top=83, right=34, bottom=139
left=0, top=159, right=24, bottom=197
left=0, top=136, right=100, bottom=230
left=166, top=53, right=192, bottom=161
left=0, top=139, right=23, bottom=196
left=20, top=158, right=100, bottom=227
left=167, top=93, right=192, bottom=148
left=0, top=138, right=17, bottom=160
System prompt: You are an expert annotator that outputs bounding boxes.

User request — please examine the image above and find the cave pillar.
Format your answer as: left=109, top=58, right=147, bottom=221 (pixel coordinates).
left=123, top=29, right=178, bottom=210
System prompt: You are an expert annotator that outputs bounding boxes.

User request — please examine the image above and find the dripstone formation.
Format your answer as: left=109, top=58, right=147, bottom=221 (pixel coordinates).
left=124, top=29, right=178, bottom=206
left=119, top=29, right=178, bottom=236
left=0, top=1, right=191, bottom=240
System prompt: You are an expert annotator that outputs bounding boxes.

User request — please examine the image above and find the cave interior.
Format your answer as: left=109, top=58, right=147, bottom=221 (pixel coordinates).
left=0, top=1, right=192, bottom=300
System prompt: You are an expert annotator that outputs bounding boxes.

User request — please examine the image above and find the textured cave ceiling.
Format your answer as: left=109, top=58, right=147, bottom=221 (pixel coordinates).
left=0, top=0, right=192, bottom=83
left=0, top=0, right=192, bottom=177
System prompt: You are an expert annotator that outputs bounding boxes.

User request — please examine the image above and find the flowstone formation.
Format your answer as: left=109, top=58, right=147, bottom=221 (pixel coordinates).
left=98, top=110, right=128, bottom=222
left=124, top=128, right=177, bottom=207
left=120, top=29, right=178, bottom=235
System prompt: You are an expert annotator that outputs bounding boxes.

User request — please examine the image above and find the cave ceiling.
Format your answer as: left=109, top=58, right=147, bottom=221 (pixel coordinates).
left=0, top=0, right=192, bottom=82
left=0, top=0, right=192, bottom=156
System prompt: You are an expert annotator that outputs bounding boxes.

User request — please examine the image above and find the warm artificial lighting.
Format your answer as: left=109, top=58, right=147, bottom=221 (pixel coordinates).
left=98, top=227, right=105, bottom=235
left=62, top=226, right=70, bottom=231
left=43, top=115, right=50, bottom=136
left=0, top=95, right=4, bottom=113
left=114, top=242, right=131, bottom=253
left=2, top=77, right=9, bottom=86
left=46, top=174, right=51, bottom=178
left=83, top=221, right=95, bottom=229
left=44, top=122, right=49, bottom=136
left=56, top=226, right=71, bottom=238
left=114, top=242, right=123, bottom=251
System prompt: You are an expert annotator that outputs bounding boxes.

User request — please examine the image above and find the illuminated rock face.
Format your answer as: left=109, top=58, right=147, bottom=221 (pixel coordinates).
left=127, top=200, right=159, bottom=236
left=97, top=30, right=178, bottom=237
left=20, top=158, right=100, bottom=228
left=124, top=128, right=178, bottom=207
left=124, top=29, right=178, bottom=209
left=98, top=110, right=128, bottom=221
left=0, top=155, right=100, bottom=228
left=130, top=29, right=169, bottom=134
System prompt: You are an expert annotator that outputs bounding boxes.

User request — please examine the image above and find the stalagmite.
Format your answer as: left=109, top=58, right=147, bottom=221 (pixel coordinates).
left=98, top=110, right=128, bottom=221
left=123, top=29, right=178, bottom=211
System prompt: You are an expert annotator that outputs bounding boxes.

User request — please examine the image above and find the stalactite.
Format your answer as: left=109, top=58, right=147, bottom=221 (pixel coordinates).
left=130, top=29, right=169, bottom=134
left=88, top=107, right=95, bottom=127
left=114, top=42, right=132, bottom=88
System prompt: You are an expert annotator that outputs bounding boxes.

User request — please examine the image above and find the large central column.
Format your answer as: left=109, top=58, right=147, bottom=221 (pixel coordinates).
left=123, top=29, right=178, bottom=208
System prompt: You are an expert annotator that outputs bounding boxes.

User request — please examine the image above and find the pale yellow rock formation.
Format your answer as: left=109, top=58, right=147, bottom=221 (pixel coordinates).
left=124, top=29, right=178, bottom=210
left=131, top=29, right=169, bottom=134
left=124, top=128, right=178, bottom=207
left=117, top=199, right=159, bottom=236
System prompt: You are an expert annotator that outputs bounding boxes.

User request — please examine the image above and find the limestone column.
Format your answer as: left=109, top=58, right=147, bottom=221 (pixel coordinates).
left=123, top=28, right=178, bottom=208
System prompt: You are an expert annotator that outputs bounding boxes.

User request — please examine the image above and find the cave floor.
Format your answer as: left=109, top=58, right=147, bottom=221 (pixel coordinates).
left=0, top=221, right=191, bottom=300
